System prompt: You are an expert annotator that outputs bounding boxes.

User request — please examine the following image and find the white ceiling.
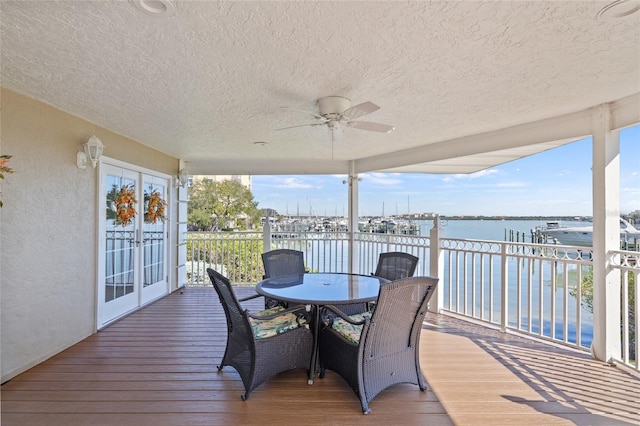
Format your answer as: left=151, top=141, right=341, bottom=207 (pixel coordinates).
left=1, top=0, right=639, bottom=175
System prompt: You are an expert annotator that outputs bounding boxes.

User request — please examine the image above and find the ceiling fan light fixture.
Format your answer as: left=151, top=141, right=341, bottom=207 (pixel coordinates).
left=318, top=96, right=351, bottom=116
left=596, top=0, right=640, bottom=20
left=130, top=0, right=176, bottom=17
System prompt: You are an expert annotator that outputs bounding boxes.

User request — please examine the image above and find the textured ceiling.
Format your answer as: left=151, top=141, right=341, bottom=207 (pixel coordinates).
left=1, top=1, right=639, bottom=175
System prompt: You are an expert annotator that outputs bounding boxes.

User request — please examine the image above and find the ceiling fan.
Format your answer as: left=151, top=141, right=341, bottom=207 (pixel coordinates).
left=277, top=96, right=395, bottom=142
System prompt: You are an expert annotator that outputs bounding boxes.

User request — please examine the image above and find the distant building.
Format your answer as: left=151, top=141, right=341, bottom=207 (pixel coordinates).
left=190, top=175, right=252, bottom=191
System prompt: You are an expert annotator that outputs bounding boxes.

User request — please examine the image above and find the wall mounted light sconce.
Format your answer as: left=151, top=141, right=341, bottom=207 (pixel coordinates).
left=175, top=169, right=188, bottom=188
left=342, top=176, right=362, bottom=184
left=76, top=135, right=104, bottom=169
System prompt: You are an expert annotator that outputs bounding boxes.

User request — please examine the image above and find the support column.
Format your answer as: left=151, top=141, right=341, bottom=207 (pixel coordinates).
left=347, top=161, right=359, bottom=274
left=591, top=103, right=621, bottom=363
left=175, top=161, right=188, bottom=291
left=262, top=216, right=272, bottom=253
left=428, top=214, right=444, bottom=313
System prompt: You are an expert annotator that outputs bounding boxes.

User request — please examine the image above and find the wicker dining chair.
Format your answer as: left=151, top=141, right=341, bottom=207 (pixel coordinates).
left=261, top=249, right=307, bottom=308
left=347, top=251, right=419, bottom=315
left=373, top=251, right=419, bottom=280
left=318, top=276, right=438, bottom=414
left=262, top=248, right=306, bottom=277
left=207, top=268, right=313, bottom=401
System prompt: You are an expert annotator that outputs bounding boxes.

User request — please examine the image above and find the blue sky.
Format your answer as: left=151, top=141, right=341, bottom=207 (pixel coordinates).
left=252, top=124, right=640, bottom=217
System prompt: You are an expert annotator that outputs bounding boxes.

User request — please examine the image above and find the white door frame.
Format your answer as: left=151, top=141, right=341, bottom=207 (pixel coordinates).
left=97, top=158, right=172, bottom=328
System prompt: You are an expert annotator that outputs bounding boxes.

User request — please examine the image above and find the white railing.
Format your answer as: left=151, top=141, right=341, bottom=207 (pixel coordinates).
left=611, top=249, right=639, bottom=368
left=185, top=229, right=639, bottom=369
left=186, top=232, right=264, bottom=285
left=440, top=239, right=595, bottom=350
left=269, top=231, right=350, bottom=273
left=354, top=232, right=432, bottom=276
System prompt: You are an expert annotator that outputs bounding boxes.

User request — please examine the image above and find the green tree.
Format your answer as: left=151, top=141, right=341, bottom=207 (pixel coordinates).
left=574, top=268, right=635, bottom=314
left=573, top=268, right=636, bottom=360
left=188, top=179, right=261, bottom=231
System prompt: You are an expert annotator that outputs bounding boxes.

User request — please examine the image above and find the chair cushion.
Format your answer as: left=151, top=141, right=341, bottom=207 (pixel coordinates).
left=249, top=306, right=308, bottom=339
left=330, top=312, right=372, bottom=344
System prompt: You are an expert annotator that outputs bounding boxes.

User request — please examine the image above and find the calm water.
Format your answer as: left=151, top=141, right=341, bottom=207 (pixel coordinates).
left=415, top=218, right=588, bottom=241
left=409, top=219, right=594, bottom=347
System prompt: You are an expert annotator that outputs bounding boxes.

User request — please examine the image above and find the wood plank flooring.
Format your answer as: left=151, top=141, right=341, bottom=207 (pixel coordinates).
left=2, top=287, right=639, bottom=425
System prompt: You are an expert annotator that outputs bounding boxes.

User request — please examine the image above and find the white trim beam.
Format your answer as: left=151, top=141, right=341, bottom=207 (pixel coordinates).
left=182, top=94, right=639, bottom=176
left=184, top=159, right=350, bottom=176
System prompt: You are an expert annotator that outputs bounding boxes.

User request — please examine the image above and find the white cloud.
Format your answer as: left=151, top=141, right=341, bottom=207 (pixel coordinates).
left=468, top=169, right=499, bottom=179
left=361, top=172, right=403, bottom=185
left=278, top=177, right=315, bottom=189
left=442, top=169, right=499, bottom=181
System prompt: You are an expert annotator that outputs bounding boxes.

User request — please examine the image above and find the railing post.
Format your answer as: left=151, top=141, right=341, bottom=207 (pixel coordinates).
left=263, top=217, right=271, bottom=253
left=347, top=162, right=359, bottom=274
left=500, top=242, right=508, bottom=332
left=175, top=174, right=188, bottom=290
left=429, top=215, right=443, bottom=313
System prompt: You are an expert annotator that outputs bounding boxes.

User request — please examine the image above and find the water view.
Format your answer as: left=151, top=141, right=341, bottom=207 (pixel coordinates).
left=411, top=218, right=595, bottom=348
left=418, top=218, right=589, bottom=241
left=268, top=218, right=596, bottom=349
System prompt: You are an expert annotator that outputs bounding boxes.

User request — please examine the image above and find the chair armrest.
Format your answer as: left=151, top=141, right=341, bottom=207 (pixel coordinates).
left=238, top=292, right=262, bottom=302
left=322, top=305, right=367, bottom=325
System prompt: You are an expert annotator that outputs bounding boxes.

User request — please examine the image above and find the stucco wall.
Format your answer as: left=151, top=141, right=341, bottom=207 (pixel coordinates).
left=0, top=89, right=179, bottom=382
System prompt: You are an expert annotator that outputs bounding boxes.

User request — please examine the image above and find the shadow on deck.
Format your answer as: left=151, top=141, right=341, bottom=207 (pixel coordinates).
left=2, top=287, right=639, bottom=425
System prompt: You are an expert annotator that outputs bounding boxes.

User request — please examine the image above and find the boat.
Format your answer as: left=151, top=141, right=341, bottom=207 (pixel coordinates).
left=532, top=218, right=640, bottom=247
left=358, top=217, right=419, bottom=235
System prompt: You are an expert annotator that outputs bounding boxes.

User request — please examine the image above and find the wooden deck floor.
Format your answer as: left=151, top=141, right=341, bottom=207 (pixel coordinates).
left=2, top=287, right=639, bottom=426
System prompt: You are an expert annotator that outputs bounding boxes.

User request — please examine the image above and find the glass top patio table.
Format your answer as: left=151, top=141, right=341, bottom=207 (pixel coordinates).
left=256, top=272, right=389, bottom=385
left=255, top=272, right=389, bottom=306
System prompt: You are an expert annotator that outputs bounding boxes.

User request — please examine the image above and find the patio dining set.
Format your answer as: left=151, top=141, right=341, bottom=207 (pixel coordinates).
left=207, top=249, right=438, bottom=414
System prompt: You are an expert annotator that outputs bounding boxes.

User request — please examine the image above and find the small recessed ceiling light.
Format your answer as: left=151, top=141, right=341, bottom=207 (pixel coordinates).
left=253, top=141, right=268, bottom=146
left=129, top=0, right=176, bottom=17
left=597, top=0, right=640, bottom=20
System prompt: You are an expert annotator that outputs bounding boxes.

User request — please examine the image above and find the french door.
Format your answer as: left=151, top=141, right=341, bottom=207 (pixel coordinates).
left=98, top=163, right=169, bottom=328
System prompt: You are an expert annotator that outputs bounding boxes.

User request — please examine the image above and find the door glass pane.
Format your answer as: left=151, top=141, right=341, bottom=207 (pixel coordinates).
left=105, top=175, right=136, bottom=302
left=143, top=180, right=166, bottom=288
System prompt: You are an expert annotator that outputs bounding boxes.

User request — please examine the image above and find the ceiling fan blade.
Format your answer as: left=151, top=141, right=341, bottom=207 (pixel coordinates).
left=341, top=101, right=380, bottom=120
left=280, top=106, right=325, bottom=121
left=346, top=120, right=395, bottom=133
left=276, top=123, right=325, bottom=131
